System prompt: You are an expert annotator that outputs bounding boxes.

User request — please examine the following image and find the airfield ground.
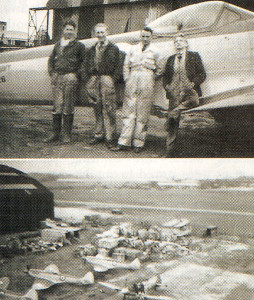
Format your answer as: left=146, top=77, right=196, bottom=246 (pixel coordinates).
left=0, top=212, right=254, bottom=300
left=1, top=105, right=254, bottom=158
left=1, top=180, right=254, bottom=300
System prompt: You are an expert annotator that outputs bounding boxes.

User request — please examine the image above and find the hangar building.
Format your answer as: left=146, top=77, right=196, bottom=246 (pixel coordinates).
left=29, top=0, right=254, bottom=44
left=0, top=165, right=54, bottom=234
left=46, top=0, right=172, bottom=42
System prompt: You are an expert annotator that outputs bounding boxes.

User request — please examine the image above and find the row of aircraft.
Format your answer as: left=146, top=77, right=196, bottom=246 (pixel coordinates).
left=1, top=1, right=254, bottom=133
left=0, top=260, right=170, bottom=299
left=2, top=259, right=253, bottom=299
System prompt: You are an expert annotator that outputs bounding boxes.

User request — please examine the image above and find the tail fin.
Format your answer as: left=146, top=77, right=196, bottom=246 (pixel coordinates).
left=156, top=274, right=162, bottom=287
left=81, top=272, right=94, bottom=285
left=23, top=288, right=38, bottom=300
left=0, top=277, right=10, bottom=290
left=129, top=258, right=141, bottom=270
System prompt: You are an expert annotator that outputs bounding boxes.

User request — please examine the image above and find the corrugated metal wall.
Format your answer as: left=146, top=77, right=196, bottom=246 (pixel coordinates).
left=1, top=190, right=54, bottom=233
left=52, top=1, right=173, bottom=40
left=78, top=6, right=104, bottom=39
left=0, top=165, right=54, bottom=234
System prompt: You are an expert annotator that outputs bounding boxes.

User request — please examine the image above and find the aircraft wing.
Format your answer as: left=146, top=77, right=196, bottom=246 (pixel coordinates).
left=144, top=295, right=174, bottom=300
left=143, top=275, right=162, bottom=290
left=93, top=265, right=109, bottom=272
left=32, top=279, right=54, bottom=290
left=98, top=281, right=173, bottom=300
left=98, top=281, right=124, bottom=292
left=44, top=264, right=60, bottom=274
left=189, top=85, right=254, bottom=112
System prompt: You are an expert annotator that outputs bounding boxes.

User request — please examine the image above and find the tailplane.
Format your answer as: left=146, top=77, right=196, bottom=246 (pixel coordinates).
left=23, top=288, right=38, bottom=300
left=81, top=272, right=94, bottom=285
left=129, top=258, right=141, bottom=270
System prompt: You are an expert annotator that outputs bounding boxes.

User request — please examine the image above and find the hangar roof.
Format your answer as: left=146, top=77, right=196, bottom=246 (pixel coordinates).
left=0, top=164, right=52, bottom=194
left=46, top=0, right=152, bottom=9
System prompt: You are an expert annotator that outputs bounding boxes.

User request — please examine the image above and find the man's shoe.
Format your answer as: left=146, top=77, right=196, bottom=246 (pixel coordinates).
left=43, top=133, right=60, bottom=143
left=88, top=137, right=104, bottom=145
left=110, top=145, right=129, bottom=151
left=133, top=147, right=143, bottom=153
left=106, top=140, right=117, bottom=149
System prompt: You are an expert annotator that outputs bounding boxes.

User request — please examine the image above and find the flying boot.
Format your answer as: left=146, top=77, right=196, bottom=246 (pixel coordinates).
left=43, top=113, right=62, bottom=143
left=62, top=114, right=74, bottom=143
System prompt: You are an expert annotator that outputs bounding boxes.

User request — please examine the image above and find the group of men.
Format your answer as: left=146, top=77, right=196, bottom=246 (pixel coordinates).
left=45, top=20, right=206, bottom=157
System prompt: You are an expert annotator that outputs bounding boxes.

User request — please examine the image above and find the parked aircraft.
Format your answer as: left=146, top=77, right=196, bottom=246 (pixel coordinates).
left=84, top=255, right=141, bottom=272
left=98, top=280, right=173, bottom=300
left=0, top=1, right=254, bottom=126
left=25, top=264, right=94, bottom=290
left=0, top=277, right=38, bottom=300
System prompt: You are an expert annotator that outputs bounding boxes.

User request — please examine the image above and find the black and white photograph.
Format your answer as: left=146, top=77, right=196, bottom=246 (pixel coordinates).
left=1, top=0, right=254, bottom=158
left=0, top=158, right=254, bottom=299
left=1, top=0, right=254, bottom=299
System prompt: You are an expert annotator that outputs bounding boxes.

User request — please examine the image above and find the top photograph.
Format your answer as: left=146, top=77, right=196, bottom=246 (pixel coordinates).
left=1, top=0, right=254, bottom=158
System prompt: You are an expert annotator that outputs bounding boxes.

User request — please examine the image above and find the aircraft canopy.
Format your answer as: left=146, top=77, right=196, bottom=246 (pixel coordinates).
left=149, top=1, right=254, bottom=35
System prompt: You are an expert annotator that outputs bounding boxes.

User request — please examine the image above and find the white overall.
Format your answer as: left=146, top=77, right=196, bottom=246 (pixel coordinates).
left=118, top=43, right=161, bottom=148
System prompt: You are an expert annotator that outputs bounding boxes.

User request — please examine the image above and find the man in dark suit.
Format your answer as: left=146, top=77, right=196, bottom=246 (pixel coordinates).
left=82, top=23, right=121, bottom=149
left=163, top=33, right=206, bottom=157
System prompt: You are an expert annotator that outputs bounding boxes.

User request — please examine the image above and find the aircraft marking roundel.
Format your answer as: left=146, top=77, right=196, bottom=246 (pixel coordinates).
left=60, top=276, right=66, bottom=281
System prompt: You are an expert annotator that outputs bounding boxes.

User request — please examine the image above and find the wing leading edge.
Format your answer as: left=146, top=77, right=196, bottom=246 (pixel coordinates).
left=189, top=85, right=254, bottom=112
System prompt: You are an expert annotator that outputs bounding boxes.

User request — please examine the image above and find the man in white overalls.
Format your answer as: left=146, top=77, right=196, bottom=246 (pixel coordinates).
left=112, top=27, right=161, bottom=153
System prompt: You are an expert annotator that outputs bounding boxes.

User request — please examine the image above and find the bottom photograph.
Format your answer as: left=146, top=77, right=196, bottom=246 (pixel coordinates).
left=0, top=159, right=254, bottom=300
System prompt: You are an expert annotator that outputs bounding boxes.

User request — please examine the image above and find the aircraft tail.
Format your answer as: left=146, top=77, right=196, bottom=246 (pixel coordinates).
left=23, top=288, right=38, bottom=300
left=81, top=272, right=94, bottom=285
left=129, top=258, right=141, bottom=270
left=0, top=277, right=10, bottom=290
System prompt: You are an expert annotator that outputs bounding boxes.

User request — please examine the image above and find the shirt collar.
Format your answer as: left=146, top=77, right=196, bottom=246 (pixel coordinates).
left=176, top=49, right=186, bottom=56
left=140, top=42, right=150, bottom=52
left=97, top=39, right=109, bottom=48
left=60, top=37, right=76, bottom=47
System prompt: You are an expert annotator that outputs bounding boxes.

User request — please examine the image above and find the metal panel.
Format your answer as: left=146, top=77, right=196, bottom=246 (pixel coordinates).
left=78, top=6, right=104, bottom=39
left=0, top=165, right=54, bottom=234
left=47, top=0, right=150, bottom=9
left=0, top=184, right=37, bottom=190
left=104, top=5, right=130, bottom=34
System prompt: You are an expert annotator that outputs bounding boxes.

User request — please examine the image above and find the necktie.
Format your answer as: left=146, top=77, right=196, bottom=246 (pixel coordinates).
left=142, top=45, right=147, bottom=52
left=177, top=54, right=182, bottom=61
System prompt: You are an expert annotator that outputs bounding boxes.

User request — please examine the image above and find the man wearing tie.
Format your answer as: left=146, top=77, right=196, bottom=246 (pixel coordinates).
left=163, top=33, right=206, bottom=157
left=82, top=23, right=121, bottom=149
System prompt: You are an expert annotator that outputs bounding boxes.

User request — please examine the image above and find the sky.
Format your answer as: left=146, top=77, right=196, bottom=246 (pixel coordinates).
left=0, top=0, right=48, bottom=32
left=1, top=159, right=254, bottom=181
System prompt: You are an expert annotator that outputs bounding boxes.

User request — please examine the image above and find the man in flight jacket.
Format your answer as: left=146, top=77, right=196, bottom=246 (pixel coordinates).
left=82, top=23, right=121, bottom=149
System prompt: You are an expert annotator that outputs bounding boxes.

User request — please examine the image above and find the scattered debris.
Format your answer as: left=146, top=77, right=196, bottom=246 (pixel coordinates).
left=111, top=209, right=123, bottom=215
left=77, top=244, right=97, bottom=257
left=205, top=225, right=218, bottom=237
left=0, top=277, right=38, bottom=300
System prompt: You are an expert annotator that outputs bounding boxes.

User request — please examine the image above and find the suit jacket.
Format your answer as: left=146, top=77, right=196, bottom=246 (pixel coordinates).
left=163, top=51, right=206, bottom=97
left=82, top=41, right=121, bottom=83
